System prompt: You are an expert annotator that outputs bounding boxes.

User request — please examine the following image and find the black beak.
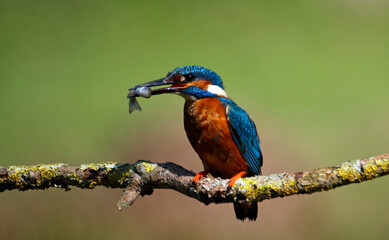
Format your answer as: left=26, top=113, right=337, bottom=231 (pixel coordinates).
left=129, top=77, right=170, bottom=89
left=128, top=77, right=182, bottom=98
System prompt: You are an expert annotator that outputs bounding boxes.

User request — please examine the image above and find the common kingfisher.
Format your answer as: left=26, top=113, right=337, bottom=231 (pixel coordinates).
left=128, top=66, right=263, bottom=221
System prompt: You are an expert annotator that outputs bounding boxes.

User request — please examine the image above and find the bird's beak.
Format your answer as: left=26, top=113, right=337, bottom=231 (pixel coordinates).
left=128, top=77, right=186, bottom=98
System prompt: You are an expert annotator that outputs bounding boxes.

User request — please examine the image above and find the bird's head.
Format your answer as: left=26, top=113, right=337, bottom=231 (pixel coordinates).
left=129, top=66, right=228, bottom=100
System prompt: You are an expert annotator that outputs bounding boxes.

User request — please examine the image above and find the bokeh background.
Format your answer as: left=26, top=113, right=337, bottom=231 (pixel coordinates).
left=1, top=1, right=388, bottom=239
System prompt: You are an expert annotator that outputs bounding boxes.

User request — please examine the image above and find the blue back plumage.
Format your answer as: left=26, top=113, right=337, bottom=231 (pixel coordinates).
left=219, top=98, right=263, bottom=175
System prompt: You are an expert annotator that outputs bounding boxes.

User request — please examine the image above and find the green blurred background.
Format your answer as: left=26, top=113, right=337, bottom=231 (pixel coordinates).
left=1, top=0, right=388, bottom=239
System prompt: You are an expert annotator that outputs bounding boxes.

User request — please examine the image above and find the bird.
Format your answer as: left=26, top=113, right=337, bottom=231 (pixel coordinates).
left=128, top=65, right=263, bottom=221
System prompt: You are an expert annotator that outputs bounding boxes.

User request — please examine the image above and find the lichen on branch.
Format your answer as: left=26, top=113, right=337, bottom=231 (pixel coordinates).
left=0, top=154, right=388, bottom=210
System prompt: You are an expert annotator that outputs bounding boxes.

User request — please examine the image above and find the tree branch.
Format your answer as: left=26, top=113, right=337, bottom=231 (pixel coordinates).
left=1, top=153, right=388, bottom=210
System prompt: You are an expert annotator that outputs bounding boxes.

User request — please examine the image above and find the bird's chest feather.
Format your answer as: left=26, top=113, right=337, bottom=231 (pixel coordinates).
left=184, top=98, right=248, bottom=178
left=184, top=98, right=227, bottom=144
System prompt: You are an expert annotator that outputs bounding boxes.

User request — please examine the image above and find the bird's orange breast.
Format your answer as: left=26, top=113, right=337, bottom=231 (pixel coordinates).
left=184, top=98, right=249, bottom=178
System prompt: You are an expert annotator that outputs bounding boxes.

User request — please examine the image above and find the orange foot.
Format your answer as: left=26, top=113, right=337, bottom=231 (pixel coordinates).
left=228, top=171, right=247, bottom=187
left=193, top=170, right=209, bottom=183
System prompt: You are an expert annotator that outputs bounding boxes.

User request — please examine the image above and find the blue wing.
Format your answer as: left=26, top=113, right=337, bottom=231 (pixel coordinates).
left=221, top=99, right=263, bottom=175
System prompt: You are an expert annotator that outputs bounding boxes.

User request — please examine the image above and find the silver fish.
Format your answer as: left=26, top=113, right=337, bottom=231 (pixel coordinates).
left=128, top=86, right=152, bottom=113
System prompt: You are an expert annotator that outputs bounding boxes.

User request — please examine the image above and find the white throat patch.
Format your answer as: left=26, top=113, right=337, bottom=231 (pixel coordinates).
left=207, top=85, right=229, bottom=98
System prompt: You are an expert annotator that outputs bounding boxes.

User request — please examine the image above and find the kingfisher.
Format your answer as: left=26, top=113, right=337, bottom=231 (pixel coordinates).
left=128, top=66, right=263, bottom=221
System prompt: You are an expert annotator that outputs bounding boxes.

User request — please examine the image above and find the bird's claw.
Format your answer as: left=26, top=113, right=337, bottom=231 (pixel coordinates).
left=228, top=171, right=246, bottom=187
left=193, top=170, right=209, bottom=183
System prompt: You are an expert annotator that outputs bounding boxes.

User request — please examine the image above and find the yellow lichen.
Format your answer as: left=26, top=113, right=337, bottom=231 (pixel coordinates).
left=37, top=164, right=61, bottom=186
left=80, top=162, right=117, bottom=172
left=303, top=181, right=318, bottom=192
left=142, top=162, right=157, bottom=173
left=117, top=168, right=133, bottom=185
left=277, top=176, right=298, bottom=196
left=338, top=161, right=361, bottom=182
left=80, top=163, right=98, bottom=171
left=363, top=160, right=379, bottom=180
left=239, top=177, right=263, bottom=201
left=79, top=162, right=120, bottom=188
left=6, top=163, right=70, bottom=188
left=375, top=158, right=388, bottom=171
left=236, top=174, right=299, bottom=202
left=7, top=165, right=30, bottom=189
left=98, top=163, right=135, bottom=187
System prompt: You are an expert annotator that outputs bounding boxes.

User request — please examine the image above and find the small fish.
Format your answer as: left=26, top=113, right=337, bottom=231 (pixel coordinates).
left=127, top=86, right=152, bottom=113
left=128, top=97, right=142, bottom=113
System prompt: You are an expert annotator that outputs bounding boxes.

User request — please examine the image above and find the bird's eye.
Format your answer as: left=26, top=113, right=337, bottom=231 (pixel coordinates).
left=179, top=74, right=195, bottom=83
left=185, top=74, right=195, bottom=81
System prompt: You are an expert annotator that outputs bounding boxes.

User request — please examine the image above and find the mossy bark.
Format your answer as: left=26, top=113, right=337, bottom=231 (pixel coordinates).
left=1, top=154, right=388, bottom=209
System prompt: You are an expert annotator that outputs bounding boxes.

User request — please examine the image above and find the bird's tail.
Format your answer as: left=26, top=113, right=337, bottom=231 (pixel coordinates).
left=233, top=201, right=258, bottom=221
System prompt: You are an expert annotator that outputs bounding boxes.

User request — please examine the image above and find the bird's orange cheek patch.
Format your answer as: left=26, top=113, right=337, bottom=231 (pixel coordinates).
left=187, top=80, right=212, bottom=90
left=171, top=83, right=187, bottom=88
